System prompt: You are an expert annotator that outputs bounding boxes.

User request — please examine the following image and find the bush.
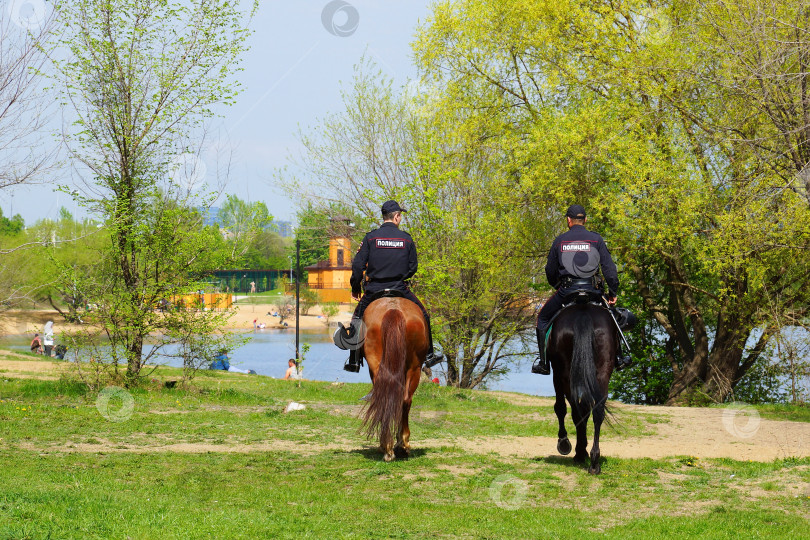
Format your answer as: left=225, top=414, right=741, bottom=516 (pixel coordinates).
left=299, top=287, right=319, bottom=315
left=321, top=302, right=340, bottom=324
left=273, top=296, right=294, bottom=324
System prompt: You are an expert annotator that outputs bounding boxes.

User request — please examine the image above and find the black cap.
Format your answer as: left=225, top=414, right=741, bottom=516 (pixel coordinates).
left=565, top=204, right=586, bottom=219
left=381, top=200, right=406, bottom=214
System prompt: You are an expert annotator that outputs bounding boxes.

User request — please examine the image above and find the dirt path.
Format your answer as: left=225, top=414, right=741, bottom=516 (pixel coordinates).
left=0, top=350, right=63, bottom=380
left=431, top=405, right=808, bottom=462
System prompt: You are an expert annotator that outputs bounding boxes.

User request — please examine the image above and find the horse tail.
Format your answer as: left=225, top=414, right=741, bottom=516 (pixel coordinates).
left=363, top=309, right=406, bottom=446
left=570, top=311, right=602, bottom=412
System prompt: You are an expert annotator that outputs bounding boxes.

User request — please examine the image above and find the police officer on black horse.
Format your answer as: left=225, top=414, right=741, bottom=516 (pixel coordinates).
left=531, top=204, right=632, bottom=375
left=340, top=200, right=443, bottom=372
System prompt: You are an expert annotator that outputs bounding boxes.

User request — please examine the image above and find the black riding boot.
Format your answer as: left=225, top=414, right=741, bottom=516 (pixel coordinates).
left=616, top=352, right=632, bottom=371
left=425, top=319, right=443, bottom=364
left=531, top=325, right=550, bottom=375
left=343, top=348, right=362, bottom=373
left=342, top=318, right=363, bottom=373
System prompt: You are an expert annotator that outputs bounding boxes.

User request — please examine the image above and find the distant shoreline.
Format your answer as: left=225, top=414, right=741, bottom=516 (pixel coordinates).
left=0, top=303, right=354, bottom=336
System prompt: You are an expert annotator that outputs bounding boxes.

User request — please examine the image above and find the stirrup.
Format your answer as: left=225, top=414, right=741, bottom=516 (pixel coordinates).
left=531, top=356, right=550, bottom=375
left=343, top=356, right=362, bottom=373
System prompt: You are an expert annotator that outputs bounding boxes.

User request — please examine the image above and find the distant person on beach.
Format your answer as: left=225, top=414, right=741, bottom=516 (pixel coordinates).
left=43, top=321, right=54, bottom=357
left=283, top=359, right=301, bottom=380
left=30, top=333, right=42, bottom=354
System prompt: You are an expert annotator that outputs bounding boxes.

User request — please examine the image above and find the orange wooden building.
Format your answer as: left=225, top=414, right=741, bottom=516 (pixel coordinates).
left=304, top=226, right=354, bottom=303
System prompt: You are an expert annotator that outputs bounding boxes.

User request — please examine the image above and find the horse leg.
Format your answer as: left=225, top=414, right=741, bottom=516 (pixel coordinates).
left=570, top=403, right=590, bottom=464
left=588, top=348, right=612, bottom=475
left=381, top=440, right=394, bottom=462
left=394, top=399, right=412, bottom=459
left=395, top=366, right=419, bottom=458
left=588, top=401, right=604, bottom=475
left=553, top=376, right=571, bottom=456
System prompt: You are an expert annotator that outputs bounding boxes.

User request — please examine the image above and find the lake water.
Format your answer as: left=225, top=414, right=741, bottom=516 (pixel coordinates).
left=1, top=328, right=556, bottom=397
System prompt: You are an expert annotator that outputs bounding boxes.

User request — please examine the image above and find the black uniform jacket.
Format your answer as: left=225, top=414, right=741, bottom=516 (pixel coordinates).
left=545, top=224, right=619, bottom=297
left=351, top=222, right=417, bottom=295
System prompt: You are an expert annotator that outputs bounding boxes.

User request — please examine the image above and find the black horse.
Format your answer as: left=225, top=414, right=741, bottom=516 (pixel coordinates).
left=548, top=302, right=618, bottom=475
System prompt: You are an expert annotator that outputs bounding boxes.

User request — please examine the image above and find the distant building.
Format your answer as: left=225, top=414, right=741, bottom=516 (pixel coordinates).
left=303, top=217, right=354, bottom=303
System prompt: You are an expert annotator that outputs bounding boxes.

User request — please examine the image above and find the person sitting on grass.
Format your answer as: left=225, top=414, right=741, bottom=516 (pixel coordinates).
left=209, top=350, right=255, bottom=374
left=283, top=358, right=301, bottom=380
left=30, top=333, right=42, bottom=354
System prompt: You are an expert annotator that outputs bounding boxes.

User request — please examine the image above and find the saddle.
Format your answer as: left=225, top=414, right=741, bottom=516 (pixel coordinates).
left=544, top=298, right=606, bottom=345
left=333, top=289, right=408, bottom=350
left=364, top=288, right=408, bottom=302
left=543, top=300, right=636, bottom=356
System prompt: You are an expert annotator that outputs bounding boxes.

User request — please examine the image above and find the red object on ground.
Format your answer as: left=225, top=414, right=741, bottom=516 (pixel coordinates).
left=432, top=378, right=439, bottom=384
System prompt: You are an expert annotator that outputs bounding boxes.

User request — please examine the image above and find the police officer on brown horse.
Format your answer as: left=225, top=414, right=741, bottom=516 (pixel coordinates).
left=341, top=200, right=443, bottom=372
left=532, top=204, right=630, bottom=375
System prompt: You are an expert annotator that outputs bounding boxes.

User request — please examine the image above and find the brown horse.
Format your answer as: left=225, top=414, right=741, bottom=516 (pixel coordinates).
left=548, top=302, right=618, bottom=474
left=361, top=297, right=428, bottom=462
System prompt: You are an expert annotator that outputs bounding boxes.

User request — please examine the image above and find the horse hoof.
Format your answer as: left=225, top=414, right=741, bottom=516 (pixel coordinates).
left=394, top=446, right=410, bottom=459
left=573, top=454, right=587, bottom=465
left=383, top=452, right=394, bottom=462
left=588, top=465, right=601, bottom=475
left=557, top=438, right=572, bottom=455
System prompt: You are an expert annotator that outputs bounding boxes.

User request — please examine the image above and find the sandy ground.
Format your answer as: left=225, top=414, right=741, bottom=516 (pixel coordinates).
left=0, top=303, right=354, bottom=336
left=226, top=302, right=353, bottom=331
left=423, top=397, right=810, bottom=462
left=1, top=353, right=807, bottom=462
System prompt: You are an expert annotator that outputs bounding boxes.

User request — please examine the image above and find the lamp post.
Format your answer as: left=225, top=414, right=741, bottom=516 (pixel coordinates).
left=295, top=238, right=300, bottom=361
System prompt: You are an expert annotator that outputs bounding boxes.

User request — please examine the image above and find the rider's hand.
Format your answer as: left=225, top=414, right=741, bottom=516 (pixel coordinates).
left=351, top=291, right=361, bottom=301
left=607, top=295, right=617, bottom=306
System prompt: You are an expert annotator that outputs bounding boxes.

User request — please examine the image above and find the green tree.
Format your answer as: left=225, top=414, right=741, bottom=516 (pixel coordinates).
left=51, top=0, right=257, bottom=385
left=27, top=212, right=105, bottom=322
left=414, top=0, right=810, bottom=402
left=242, top=229, right=288, bottom=269
left=0, top=209, right=24, bottom=237
left=219, top=194, right=272, bottom=260
left=281, top=61, right=539, bottom=388
left=0, top=7, right=57, bottom=308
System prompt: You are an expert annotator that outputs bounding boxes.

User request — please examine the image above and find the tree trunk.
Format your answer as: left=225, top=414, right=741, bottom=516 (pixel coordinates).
left=666, top=308, right=759, bottom=404
left=666, top=346, right=710, bottom=405
left=126, top=337, right=143, bottom=386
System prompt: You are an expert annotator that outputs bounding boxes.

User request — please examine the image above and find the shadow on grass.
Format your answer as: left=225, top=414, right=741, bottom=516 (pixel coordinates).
left=533, top=455, right=604, bottom=472
left=347, top=447, right=430, bottom=461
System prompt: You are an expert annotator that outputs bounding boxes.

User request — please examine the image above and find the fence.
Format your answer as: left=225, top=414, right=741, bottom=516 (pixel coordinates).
left=167, top=293, right=233, bottom=311
left=207, top=270, right=291, bottom=293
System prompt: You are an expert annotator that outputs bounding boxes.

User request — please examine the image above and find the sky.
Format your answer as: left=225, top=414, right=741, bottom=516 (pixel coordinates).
left=2, top=0, right=434, bottom=226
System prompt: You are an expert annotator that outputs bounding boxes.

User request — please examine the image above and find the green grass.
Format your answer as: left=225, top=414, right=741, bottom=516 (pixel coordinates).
left=0, top=364, right=808, bottom=538
left=753, top=403, right=810, bottom=423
